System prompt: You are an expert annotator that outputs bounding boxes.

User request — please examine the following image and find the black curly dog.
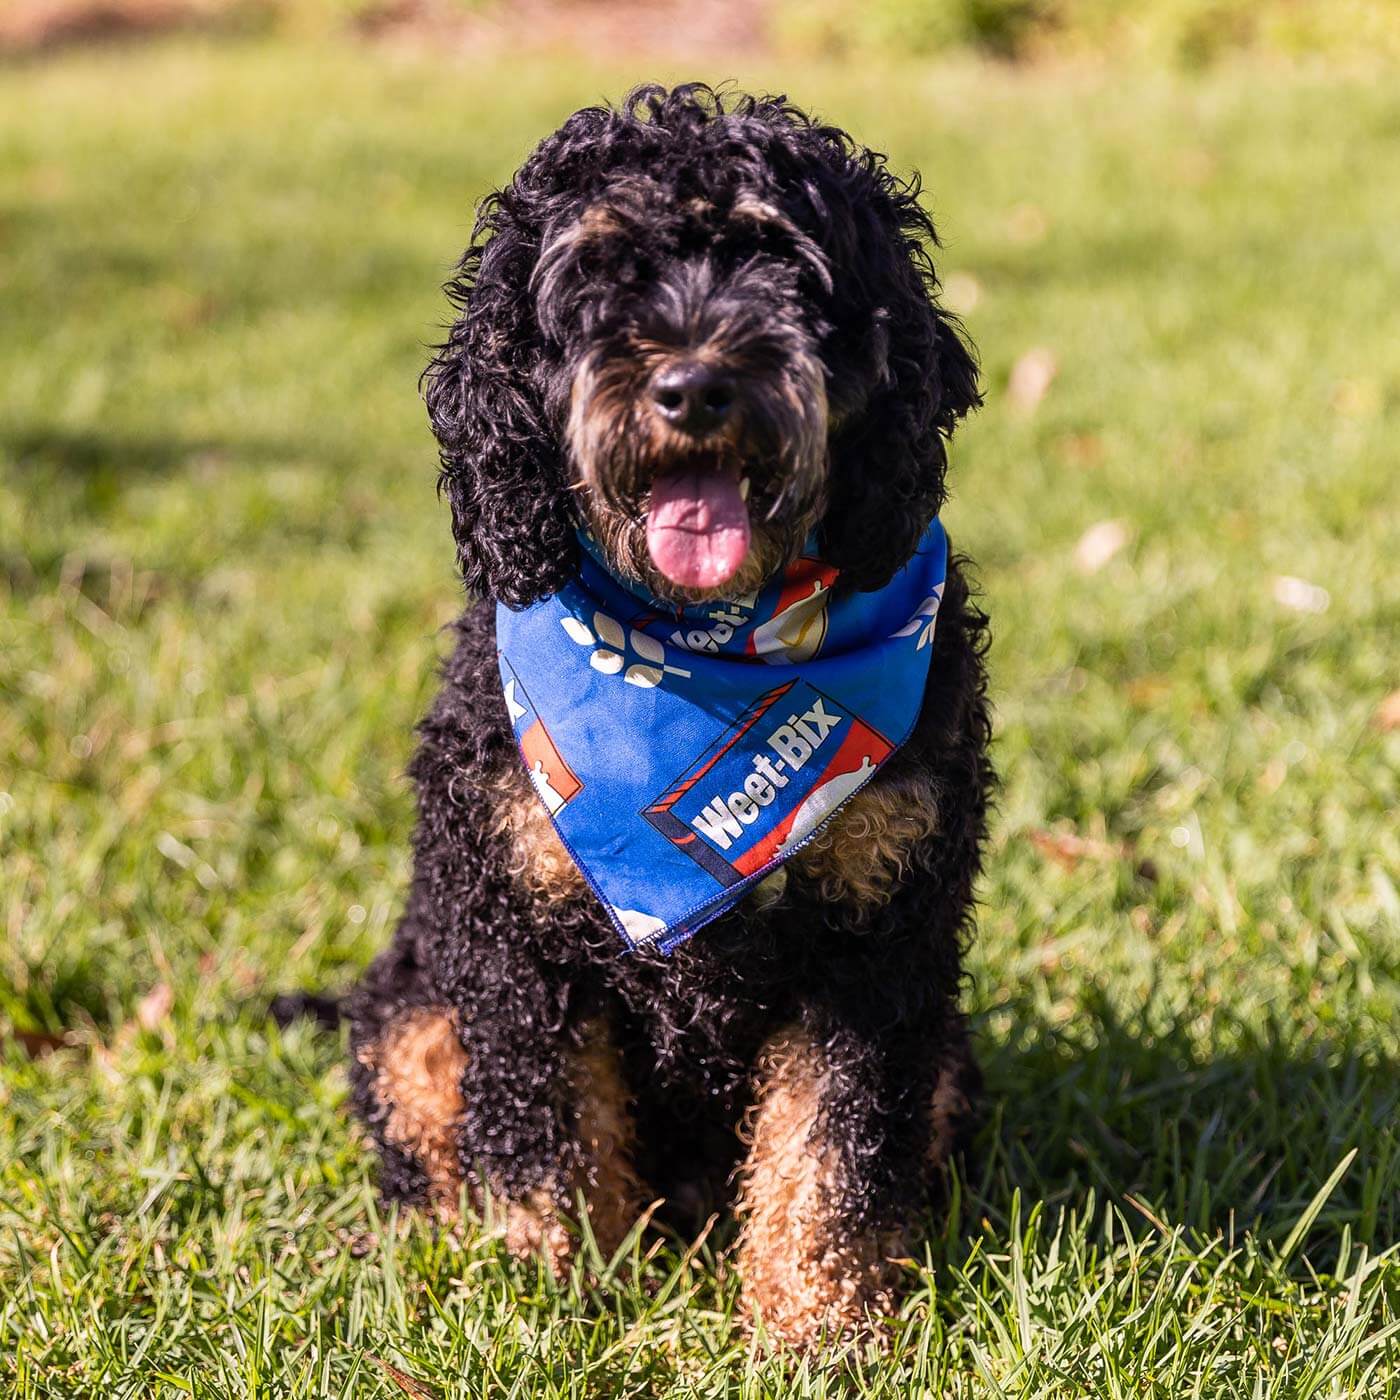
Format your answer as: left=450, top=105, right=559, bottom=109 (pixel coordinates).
left=340, top=83, right=992, bottom=1346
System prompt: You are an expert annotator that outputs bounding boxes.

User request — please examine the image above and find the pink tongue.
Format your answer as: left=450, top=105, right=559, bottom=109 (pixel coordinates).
left=646, top=467, right=751, bottom=589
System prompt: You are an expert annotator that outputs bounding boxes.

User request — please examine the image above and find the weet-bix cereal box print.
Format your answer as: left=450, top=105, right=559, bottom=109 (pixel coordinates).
left=644, top=680, right=893, bottom=888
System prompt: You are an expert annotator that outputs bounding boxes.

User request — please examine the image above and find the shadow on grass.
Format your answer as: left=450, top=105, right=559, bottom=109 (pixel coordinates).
left=964, top=994, right=1399, bottom=1258
left=1, top=421, right=359, bottom=590
left=2, top=423, right=305, bottom=481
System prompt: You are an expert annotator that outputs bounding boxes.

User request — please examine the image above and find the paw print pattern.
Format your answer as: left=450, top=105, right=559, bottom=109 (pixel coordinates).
left=560, top=611, right=693, bottom=688
left=890, top=586, right=944, bottom=651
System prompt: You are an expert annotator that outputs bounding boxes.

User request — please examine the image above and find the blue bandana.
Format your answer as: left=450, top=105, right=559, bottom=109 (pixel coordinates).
left=496, top=519, right=947, bottom=953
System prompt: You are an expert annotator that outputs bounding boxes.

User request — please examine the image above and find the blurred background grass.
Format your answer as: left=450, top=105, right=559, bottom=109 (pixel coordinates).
left=9, top=0, right=1400, bottom=63
left=2, top=4, right=1399, bottom=1396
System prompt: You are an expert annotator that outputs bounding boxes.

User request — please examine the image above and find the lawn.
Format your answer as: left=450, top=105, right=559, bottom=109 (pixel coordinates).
left=2, top=36, right=1398, bottom=1398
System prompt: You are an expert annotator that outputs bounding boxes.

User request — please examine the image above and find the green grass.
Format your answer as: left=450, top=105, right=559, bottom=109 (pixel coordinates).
left=2, top=38, right=1398, bottom=1398
left=772, top=0, right=1400, bottom=66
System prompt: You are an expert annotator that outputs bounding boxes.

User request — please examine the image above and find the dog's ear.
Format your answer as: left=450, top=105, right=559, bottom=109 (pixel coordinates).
left=424, top=194, right=579, bottom=608
left=818, top=168, right=981, bottom=592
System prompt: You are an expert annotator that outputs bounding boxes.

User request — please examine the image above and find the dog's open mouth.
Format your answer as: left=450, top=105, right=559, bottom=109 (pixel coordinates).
left=645, top=460, right=751, bottom=590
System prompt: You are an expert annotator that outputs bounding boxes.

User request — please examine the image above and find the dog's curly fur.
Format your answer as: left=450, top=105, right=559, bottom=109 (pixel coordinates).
left=345, top=83, right=993, bottom=1348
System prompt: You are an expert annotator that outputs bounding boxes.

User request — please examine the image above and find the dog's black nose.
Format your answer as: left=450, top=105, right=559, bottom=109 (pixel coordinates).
left=649, top=362, right=736, bottom=434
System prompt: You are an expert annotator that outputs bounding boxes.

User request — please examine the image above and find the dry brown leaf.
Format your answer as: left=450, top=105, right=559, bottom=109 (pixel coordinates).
left=943, top=271, right=982, bottom=314
left=1058, top=433, right=1104, bottom=468
left=7, top=1028, right=78, bottom=1058
left=1074, top=519, right=1130, bottom=574
left=1272, top=575, right=1329, bottom=614
left=1125, top=675, right=1172, bottom=707
left=1126, top=1194, right=1171, bottom=1233
left=1171, top=147, right=1216, bottom=186
left=370, top=1358, right=438, bottom=1399
left=1030, top=828, right=1120, bottom=870
left=1376, top=690, right=1400, bottom=732
left=137, top=981, right=174, bottom=1031
left=1007, top=203, right=1049, bottom=244
left=1029, top=828, right=1157, bottom=883
left=1008, top=348, right=1057, bottom=414
left=1331, top=378, right=1380, bottom=418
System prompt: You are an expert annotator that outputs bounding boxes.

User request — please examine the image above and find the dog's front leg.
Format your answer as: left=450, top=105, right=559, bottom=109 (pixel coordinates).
left=350, top=920, right=643, bottom=1270
left=457, top=982, right=645, bottom=1272
left=734, top=994, right=975, bottom=1349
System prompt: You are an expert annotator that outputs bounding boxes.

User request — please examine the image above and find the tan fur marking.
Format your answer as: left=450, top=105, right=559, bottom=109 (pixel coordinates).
left=500, top=1188, right=574, bottom=1275
left=572, top=203, right=626, bottom=240
left=489, top=1022, right=644, bottom=1276
left=568, top=1020, right=646, bottom=1255
left=532, top=205, right=629, bottom=302
left=735, top=1029, right=903, bottom=1347
left=929, top=1061, right=971, bottom=1170
left=362, top=1009, right=468, bottom=1202
left=488, top=762, right=588, bottom=904
left=789, top=772, right=938, bottom=908
left=362, top=1011, right=642, bottom=1269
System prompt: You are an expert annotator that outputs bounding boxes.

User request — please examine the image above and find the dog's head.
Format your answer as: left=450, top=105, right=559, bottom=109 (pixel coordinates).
left=426, top=84, right=980, bottom=607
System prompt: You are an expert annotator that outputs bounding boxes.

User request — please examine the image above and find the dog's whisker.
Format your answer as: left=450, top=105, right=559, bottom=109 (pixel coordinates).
left=765, top=470, right=795, bottom=522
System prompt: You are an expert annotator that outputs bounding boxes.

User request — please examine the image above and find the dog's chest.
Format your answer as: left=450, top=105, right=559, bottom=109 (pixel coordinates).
left=489, top=757, right=938, bottom=919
